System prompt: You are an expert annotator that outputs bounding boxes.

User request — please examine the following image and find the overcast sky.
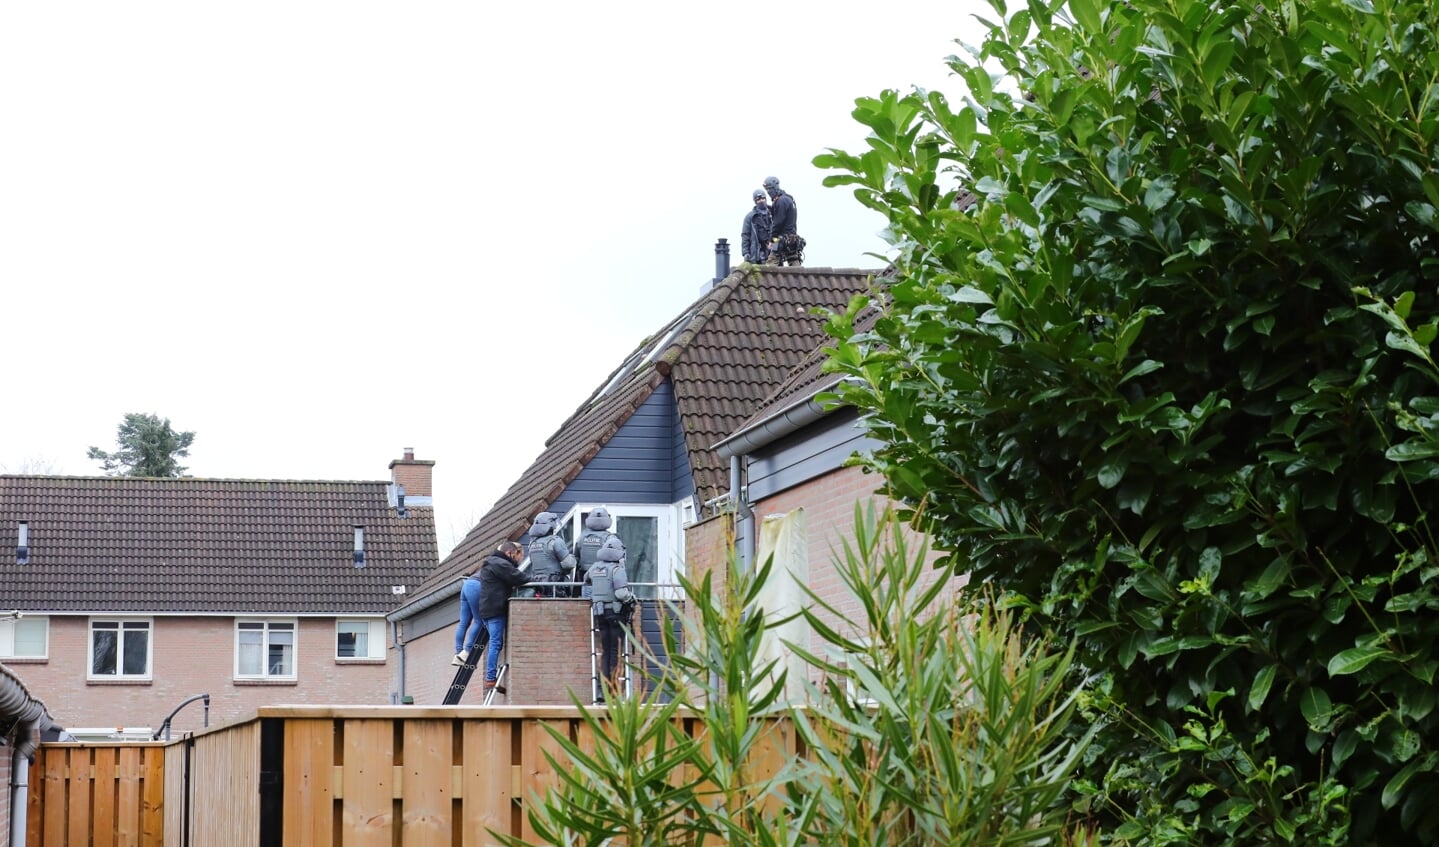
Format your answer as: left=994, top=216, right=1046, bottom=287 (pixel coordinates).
left=1, top=1, right=992, bottom=557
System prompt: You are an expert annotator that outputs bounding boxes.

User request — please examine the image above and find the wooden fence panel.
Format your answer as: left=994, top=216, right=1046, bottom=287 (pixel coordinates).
left=28, top=744, right=164, bottom=847
left=519, top=720, right=567, bottom=845
left=461, top=720, right=513, bottom=847
left=190, top=719, right=260, bottom=847
left=342, top=719, right=395, bottom=846
left=400, top=720, right=452, bottom=847
left=41, top=748, right=65, bottom=846
left=117, top=746, right=143, bottom=847
left=67, top=749, right=92, bottom=847
left=284, top=719, right=335, bottom=846
left=93, top=750, right=116, bottom=845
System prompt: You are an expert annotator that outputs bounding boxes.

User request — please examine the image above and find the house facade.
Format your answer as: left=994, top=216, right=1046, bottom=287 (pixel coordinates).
left=686, top=318, right=954, bottom=697
left=391, top=265, right=879, bottom=706
left=0, top=450, right=437, bottom=734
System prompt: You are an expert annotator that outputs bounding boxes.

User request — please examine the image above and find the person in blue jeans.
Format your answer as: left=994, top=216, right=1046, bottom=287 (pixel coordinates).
left=451, top=569, right=484, bottom=666
left=476, top=540, right=532, bottom=690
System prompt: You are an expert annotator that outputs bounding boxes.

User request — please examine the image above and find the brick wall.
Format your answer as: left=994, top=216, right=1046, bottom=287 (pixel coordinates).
left=401, top=599, right=652, bottom=707
left=400, top=624, right=470, bottom=706
left=396, top=600, right=593, bottom=707
left=507, top=598, right=597, bottom=705
left=749, top=464, right=957, bottom=657
left=11, top=616, right=394, bottom=734
left=684, top=512, right=734, bottom=596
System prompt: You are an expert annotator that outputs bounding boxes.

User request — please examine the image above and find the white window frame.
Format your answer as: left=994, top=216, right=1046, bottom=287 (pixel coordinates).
left=559, top=502, right=686, bottom=599
left=234, top=618, right=298, bottom=680
left=88, top=618, right=153, bottom=680
left=335, top=619, right=386, bottom=660
left=0, top=616, right=48, bottom=659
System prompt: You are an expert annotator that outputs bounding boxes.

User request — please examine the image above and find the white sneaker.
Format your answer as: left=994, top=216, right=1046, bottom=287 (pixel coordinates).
left=451, top=651, right=468, bottom=666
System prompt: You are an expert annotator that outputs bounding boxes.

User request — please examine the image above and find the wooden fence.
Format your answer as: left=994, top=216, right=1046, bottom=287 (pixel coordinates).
left=30, top=705, right=799, bottom=847
left=25, top=743, right=165, bottom=847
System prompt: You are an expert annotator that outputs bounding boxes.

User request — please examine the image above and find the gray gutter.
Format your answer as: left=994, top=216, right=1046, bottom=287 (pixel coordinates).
left=715, top=394, right=833, bottom=461
left=386, top=577, right=465, bottom=623
left=4, top=659, right=58, bottom=847
left=0, top=662, right=55, bottom=757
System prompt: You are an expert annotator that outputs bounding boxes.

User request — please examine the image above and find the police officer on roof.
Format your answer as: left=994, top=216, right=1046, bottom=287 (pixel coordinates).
left=762, top=176, right=804, bottom=266
left=741, top=189, right=772, bottom=264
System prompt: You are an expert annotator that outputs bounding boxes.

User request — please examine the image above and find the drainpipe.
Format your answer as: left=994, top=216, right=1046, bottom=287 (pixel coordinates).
left=391, top=619, right=407, bottom=703
left=729, top=455, right=754, bottom=574
left=11, top=748, right=29, bottom=847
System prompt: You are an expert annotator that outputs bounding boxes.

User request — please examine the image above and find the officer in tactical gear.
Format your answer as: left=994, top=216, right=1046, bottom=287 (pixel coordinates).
left=741, top=189, right=772, bottom=263
left=585, top=534, right=636, bottom=701
left=573, top=507, right=618, bottom=599
left=762, top=176, right=805, bottom=267
left=526, top=511, right=577, bottom=598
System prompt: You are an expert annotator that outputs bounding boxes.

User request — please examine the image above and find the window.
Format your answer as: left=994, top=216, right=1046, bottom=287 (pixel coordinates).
left=89, top=619, right=152, bottom=679
left=336, top=619, right=385, bottom=659
left=236, top=620, right=296, bottom=679
left=558, top=503, right=684, bottom=600
left=0, top=616, right=47, bottom=659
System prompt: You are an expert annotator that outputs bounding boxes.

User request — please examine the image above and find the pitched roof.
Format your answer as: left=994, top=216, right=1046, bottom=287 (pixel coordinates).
left=405, top=265, right=878, bottom=608
left=0, top=475, right=437, bottom=614
left=727, top=280, right=891, bottom=446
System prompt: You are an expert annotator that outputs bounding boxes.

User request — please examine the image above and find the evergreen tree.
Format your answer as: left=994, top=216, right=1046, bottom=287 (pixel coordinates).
left=87, top=413, right=196, bottom=477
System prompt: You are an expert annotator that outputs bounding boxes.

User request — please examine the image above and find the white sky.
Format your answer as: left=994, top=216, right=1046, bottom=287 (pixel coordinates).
left=1, top=1, right=992, bottom=558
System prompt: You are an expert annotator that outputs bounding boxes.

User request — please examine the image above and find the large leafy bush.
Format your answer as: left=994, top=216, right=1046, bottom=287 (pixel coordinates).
left=817, top=0, right=1439, bottom=842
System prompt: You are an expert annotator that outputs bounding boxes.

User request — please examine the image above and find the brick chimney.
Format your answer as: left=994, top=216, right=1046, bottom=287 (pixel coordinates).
left=388, top=447, right=435, bottom=499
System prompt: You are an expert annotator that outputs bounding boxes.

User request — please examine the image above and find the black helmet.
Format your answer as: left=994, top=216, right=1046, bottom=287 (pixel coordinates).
left=752, top=189, right=767, bottom=202
left=762, top=176, right=780, bottom=192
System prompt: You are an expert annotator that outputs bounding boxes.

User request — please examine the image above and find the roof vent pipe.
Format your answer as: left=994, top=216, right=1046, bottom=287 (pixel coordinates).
left=714, top=238, right=730, bottom=282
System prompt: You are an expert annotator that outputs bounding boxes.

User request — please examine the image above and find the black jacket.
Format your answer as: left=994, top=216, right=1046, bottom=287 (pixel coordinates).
left=768, top=189, right=797, bottom=237
left=477, top=552, right=531, bottom=618
left=741, top=204, right=772, bottom=262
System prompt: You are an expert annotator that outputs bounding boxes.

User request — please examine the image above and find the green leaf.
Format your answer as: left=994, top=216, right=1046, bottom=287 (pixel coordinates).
left=1068, top=0, right=1102, bottom=34
left=1248, top=664, right=1277, bottom=712
left=1300, top=687, right=1332, bottom=729
left=1327, top=646, right=1391, bottom=676
left=1119, top=359, right=1163, bottom=384
left=1386, top=441, right=1439, bottom=462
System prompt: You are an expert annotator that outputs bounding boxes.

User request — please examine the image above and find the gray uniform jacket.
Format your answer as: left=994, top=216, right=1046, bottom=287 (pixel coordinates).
left=742, top=205, right=772, bottom=262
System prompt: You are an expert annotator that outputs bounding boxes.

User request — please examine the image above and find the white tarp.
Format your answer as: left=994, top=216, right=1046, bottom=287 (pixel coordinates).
left=753, top=509, right=810, bottom=703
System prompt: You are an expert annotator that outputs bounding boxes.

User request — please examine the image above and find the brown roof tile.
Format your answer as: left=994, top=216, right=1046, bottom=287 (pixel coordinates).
left=406, top=265, right=879, bottom=607
left=0, top=475, right=437, bottom=614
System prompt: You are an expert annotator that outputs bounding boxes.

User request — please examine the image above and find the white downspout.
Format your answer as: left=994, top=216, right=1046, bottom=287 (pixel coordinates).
left=10, top=745, right=30, bottom=847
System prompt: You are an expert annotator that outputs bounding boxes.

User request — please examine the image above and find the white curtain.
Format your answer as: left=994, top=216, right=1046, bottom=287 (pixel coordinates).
left=753, top=509, right=810, bottom=704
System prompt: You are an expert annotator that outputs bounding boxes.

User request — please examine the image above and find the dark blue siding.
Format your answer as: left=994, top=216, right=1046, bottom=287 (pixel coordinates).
left=669, top=379, right=694, bottom=502
left=547, top=379, right=688, bottom=519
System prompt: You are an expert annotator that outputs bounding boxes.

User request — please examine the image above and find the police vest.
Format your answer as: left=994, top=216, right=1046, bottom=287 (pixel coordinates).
left=528, top=536, right=566, bottom=579
left=576, top=531, right=612, bottom=573
left=589, top=562, right=617, bottom=604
